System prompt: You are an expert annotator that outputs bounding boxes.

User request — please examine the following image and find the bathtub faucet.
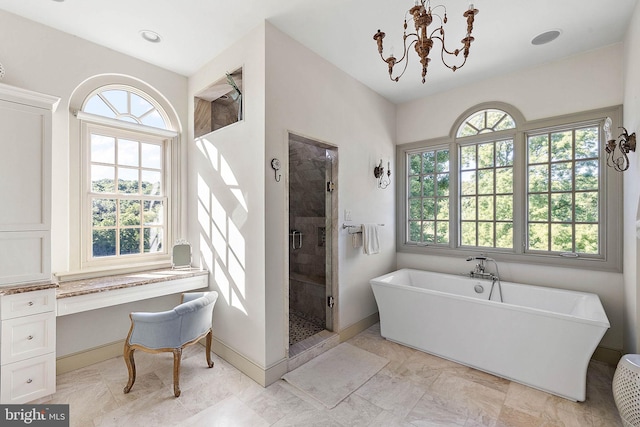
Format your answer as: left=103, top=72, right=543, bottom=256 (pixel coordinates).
left=466, top=255, right=498, bottom=280
left=466, top=255, right=503, bottom=302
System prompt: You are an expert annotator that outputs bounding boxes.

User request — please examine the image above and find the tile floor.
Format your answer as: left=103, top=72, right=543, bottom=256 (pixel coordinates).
left=289, top=311, right=325, bottom=346
left=38, top=323, right=623, bottom=426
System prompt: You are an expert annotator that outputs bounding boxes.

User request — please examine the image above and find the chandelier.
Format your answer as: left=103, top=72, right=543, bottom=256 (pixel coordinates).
left=373, top=1, right=479, bottom=83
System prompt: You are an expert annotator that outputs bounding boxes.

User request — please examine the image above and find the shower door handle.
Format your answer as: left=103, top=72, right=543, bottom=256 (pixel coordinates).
left=290, top=230, right=303, bottom=250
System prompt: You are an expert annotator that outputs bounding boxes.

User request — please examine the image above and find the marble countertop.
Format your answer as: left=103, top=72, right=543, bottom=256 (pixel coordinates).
left=57, top=268, right=209, bottom=299
left=0, top=280, right=58, bottom=296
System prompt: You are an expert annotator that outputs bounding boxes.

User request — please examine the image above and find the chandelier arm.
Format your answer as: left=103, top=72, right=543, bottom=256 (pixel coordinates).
left=430, top=30, right=473, bottom=71
left=442, top=50, right=468, bottom=70
left=429, top=4, right=447, bottom=24
left=431, top=31, right=463, bottom=57
left=393, top=33, right=415, bottom=65
left=390, top=39, right=417, bottom=82
left=428, top=34, right=466, bottom=71
left=393, top=34, right=418, bottom=69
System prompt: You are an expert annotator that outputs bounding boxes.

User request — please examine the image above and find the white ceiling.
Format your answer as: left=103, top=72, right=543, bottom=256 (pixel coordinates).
left=0, top=0, right=637, bottom=104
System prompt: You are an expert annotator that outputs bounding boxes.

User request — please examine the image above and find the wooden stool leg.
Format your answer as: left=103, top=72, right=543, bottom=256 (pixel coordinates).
left=205, top=330, right=214, bottom=368
left=123, top=343, right=136, bottom=394
left=173, top=348, right=182, bottom=397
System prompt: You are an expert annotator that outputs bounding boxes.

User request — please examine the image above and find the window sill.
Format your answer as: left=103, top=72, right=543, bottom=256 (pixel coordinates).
left=56, top=268, right=209, bottom=316
left=398, top=244, right=621, bottom=273
left=55, top=261, right=173, bottom=283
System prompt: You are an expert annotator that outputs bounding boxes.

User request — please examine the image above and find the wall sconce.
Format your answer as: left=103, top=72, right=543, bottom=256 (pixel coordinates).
left=374, top=159, right=391, bottom=189
left=604, top=117, right=636, bottom=172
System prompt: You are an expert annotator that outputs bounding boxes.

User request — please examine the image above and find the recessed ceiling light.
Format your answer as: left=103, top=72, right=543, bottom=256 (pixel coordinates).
left=140, top=30, right=162, bottom=43
left=531, top=30, right=561, bottom=46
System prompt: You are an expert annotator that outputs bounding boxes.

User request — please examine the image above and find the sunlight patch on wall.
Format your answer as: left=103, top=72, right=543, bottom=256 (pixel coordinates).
left=228, top=252, right=245, bottom=298
left=220, top=155, right=237, bottom=186
left=196, top=143, right=249, bottom=317
left=211, top=193, right=227, bottom=238
left=211, top=221, right=227, bottom=267
left=197, top=199, right=211, bottom=241
left=228, top=217, right=245, bottom=268
left=214, top=258, right=231, bottom=306
left=196, top=137, right=219, bottom=172
left=231, top=189, right=248, bottom=212
left=199, top=234, right=213, bottom=272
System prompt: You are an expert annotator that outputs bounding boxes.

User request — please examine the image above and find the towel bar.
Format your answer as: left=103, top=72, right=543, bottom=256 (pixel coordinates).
left=342, top=224, right=384, bottom=235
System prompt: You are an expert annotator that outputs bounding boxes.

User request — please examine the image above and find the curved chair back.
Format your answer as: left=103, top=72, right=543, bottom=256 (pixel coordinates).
left=128, top=291, right=218, bottom=350
left=123, top=291, right=219, bottom=398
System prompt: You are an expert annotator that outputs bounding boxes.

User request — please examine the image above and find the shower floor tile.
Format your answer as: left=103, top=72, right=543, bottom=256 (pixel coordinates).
left=289, top=310, right=324, bottom=346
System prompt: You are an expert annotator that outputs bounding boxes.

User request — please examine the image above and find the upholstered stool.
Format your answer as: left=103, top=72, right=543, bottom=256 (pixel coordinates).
left=613, top=354, right=640, bottom=427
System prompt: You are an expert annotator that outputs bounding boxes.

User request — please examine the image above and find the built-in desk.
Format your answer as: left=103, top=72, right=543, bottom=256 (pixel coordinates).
left=56, top=269, right=209, bottom=316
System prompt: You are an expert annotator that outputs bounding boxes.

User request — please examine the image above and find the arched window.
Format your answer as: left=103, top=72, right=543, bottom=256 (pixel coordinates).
left=76, top=84, right=179, bottom=269
left=455, top=108, right=517, bottom=249
left=83, top=87, right=170, bottom=129
left=456, top=109, right=516, bottom=137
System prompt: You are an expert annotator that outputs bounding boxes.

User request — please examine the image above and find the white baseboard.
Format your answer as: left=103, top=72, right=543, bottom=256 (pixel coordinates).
left=211, top=337, right=288, bottom=387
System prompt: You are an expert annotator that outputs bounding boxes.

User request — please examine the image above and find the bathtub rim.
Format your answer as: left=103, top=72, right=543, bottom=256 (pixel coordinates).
left=370, top=268, right=611, bottom=329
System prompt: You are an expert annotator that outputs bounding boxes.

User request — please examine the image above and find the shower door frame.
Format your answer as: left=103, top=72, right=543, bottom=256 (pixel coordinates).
left=286, top=132, right=339, bottom=347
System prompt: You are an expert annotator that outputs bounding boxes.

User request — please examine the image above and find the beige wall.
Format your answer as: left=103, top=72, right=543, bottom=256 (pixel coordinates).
left=395, top=44, right=627, bottom=352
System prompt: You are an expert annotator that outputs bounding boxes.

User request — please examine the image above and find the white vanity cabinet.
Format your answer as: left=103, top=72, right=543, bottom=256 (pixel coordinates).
left=0, top=83, right=59, bottom=403
left=0, top=288, right=56, bottom=403
left=0, top=83, right=59, bottom=285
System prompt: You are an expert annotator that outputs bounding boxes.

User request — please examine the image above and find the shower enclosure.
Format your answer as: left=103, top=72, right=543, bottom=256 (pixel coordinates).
left=288, top=134, right=337, bottom=350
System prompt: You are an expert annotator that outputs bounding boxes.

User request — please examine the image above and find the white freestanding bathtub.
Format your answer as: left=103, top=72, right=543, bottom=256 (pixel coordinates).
left=370, top=268, right=610, bottom=401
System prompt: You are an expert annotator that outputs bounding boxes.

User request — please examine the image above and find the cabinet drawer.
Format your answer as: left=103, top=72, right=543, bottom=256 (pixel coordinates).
left=1, top=312, right=55, bottom=364
left=1, top=289, right=55, bottom=320
left=0, top=353, right=56, bottom=404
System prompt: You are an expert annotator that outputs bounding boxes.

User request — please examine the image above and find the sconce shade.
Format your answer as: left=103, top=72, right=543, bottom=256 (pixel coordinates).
left=374, top=159, right=391, bottom=189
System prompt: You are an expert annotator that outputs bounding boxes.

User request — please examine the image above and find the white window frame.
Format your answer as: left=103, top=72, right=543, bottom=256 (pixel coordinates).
left=64, top=81, right=181, bottom=278
left=80, top=119, right=175, bottom=268
left=396, top=103, right=623, bottom=272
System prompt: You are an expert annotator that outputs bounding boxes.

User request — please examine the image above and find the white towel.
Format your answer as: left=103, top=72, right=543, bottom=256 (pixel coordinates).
left=362, top=224, right=380, bottom=255
left=352, top=232, right=362, bottom=249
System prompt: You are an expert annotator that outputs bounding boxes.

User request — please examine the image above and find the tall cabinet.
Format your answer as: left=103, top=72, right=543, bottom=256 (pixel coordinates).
left=0, top=83, right=59, bottom=403
left=0, top=83, right=58, bottom=285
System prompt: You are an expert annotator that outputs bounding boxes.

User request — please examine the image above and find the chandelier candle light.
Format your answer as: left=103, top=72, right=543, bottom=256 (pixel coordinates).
left=373, top=0, right=478, bottom=83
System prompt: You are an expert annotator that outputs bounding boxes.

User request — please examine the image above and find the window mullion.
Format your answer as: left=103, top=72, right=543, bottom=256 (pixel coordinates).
left=513, top=131, right=525, bottom=254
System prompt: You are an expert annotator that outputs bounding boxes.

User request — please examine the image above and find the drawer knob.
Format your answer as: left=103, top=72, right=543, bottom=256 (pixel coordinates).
left=27, top=335, right=33, bottom=340
left=28, top=301, right=34, bottom=306
left=26, top=379, right=32, bottom=384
